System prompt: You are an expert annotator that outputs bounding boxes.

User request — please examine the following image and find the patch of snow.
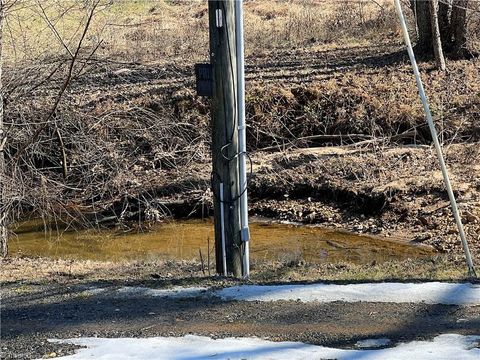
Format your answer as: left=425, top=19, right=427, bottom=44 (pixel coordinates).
left=216, top=282, right=480, bottom=305
left=116, top=286, right=207, bottom=298
left=46, top=334, right=480, bottom=360
left=355, top=338, right=391, bottom=348
left=81, top=287, right=107, bottom=296
left=106, top=282, right=480, bottom=305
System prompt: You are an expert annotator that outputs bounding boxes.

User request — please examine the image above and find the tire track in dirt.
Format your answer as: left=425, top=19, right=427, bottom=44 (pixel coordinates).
left=67, top=43, right=406, bottom=106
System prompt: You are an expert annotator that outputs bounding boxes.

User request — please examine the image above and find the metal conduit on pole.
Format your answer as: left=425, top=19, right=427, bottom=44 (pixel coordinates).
left=220, top=183, right=227, bottom=277
left=394, top=0, right=476, bottom=278
left=234, top=0, right=250, bottom=279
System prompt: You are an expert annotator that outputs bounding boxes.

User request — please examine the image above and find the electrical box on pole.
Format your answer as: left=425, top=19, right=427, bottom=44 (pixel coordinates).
left=194, top=64, right=213, bottom=97
left=208, top=0, right=243, bottom=277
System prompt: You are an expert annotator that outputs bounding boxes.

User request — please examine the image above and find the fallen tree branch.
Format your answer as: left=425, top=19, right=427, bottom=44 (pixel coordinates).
left=258, top=130, right=419, bottom=152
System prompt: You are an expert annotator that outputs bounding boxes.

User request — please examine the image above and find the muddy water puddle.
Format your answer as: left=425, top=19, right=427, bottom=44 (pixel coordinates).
left=9, top=219, right=434, bottom=264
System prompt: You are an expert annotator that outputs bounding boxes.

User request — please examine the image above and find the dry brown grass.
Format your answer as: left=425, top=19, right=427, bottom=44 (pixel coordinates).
left=245, top=58, right=480, bottom=149
left=3, top=0, right=479, bottom=66
left=3, top=0, right=401, bottom=66
left=0, top=254, right=472, bottom=284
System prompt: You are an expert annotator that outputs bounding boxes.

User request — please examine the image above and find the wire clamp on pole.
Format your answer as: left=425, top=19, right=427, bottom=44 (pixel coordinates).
left=219, top=182, right=227, bottom=276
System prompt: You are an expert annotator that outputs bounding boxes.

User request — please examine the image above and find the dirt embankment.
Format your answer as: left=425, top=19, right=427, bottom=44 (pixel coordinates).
left=3, top=45, right=480, bottom=261
left=250, top=144, right=480, bottom=257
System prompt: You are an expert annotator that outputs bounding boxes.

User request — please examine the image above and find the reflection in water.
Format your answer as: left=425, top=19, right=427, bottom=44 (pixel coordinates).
left=9, top=219, right=434, bottom=264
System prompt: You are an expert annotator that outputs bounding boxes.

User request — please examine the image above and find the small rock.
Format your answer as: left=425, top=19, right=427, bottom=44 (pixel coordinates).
left=418, top=216, right=429, bottom=226
left=413, top=233, right=432, bottom=242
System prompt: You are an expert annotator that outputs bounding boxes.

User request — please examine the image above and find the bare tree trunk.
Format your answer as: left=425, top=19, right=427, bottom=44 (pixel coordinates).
left=429, top=0, right=447, bottom=70
left=438, top=0, right=453, bottom=50
left=412, top=0, right=470, bottom=59
left=0, top=0, right=7, bottom=258
left=413, top=0, right=433, bottom=54
left=450, top=0, right=469, bottom=57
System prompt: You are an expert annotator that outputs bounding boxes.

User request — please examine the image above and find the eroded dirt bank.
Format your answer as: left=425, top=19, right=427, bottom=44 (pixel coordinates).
left=118, top=143, right=480, bottom=263
left=249, top=143, right=480, bottom=260
left=5, top=45, right=480, bottom=262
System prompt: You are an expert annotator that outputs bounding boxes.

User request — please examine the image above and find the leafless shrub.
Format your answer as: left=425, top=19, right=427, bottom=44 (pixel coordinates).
left=323, top=0, right=398, bottom=44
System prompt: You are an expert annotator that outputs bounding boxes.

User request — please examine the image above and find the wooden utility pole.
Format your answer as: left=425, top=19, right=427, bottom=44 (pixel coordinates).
left=208, top=0, right=243, bottom=277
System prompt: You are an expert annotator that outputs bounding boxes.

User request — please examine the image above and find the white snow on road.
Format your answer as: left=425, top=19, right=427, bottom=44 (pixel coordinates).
left=116, top=286, right=208, bottom=298
left=355, top=338, right=391, bottom=348
left=215, top=282, right=480, bottom=305
left=110, top=282, right=480, bottom=305
left=47, top=334, right=480, bottom=360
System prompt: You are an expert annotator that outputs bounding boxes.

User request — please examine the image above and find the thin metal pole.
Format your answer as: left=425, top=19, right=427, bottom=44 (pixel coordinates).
left=220, top=182, right=227, bottom=276
left=234, top=0, right=250, bottom=279
left=394, top=0, right=476, bottom=278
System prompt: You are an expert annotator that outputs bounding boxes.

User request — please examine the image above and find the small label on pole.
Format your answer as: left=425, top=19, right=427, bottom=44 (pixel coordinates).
left=215, top=9, right=223, bottom=27
left=194, top=63, right=213, bottom=97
